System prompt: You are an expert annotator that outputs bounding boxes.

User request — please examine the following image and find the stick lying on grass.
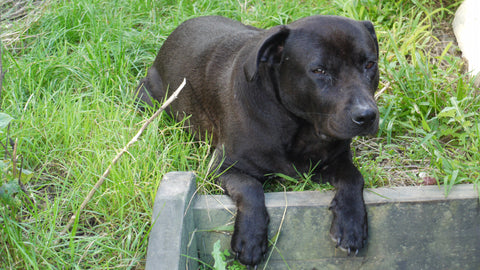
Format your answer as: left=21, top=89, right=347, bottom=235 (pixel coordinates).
left=61, top=78, right=186, bottom=235
left=0, top=45, right=5, bottom=103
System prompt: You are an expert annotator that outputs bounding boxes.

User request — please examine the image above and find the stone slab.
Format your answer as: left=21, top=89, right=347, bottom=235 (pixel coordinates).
left=193, top=185, right=480, bottom=269
left=146, top=172, right=198, bottom=270
left=147, top=172, right=480, bottom=269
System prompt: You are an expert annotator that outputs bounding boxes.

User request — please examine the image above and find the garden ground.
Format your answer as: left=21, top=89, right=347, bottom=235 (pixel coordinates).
left=1, top=0, right=478, bottom=268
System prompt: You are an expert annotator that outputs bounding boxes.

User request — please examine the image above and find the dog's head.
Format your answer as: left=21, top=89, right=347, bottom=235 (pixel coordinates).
left=245, top=16, right=379, bottom=140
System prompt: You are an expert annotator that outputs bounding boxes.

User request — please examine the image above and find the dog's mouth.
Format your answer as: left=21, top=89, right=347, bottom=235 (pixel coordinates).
left=315, top=131, right=335, bottom=141
left=359, top=120, right=379, bottom=136
left=313, top=116, right=379, bottom=141
left=313, top=121, right=340, bottom=141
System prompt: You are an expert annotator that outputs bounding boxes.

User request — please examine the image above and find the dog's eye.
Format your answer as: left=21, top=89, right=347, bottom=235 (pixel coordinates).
left=312, top=68, right=327, bottom=75
left=365, top=61, right=376, bottom=70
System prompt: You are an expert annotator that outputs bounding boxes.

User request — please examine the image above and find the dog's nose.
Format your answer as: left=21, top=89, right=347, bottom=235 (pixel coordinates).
left=351, top=107, right=377, bottom=126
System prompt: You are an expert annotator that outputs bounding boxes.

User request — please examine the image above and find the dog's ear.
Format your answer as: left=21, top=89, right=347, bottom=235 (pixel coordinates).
left=361, top=21, right=378, bottom=56
left=244, top=25, right=290, bottom=81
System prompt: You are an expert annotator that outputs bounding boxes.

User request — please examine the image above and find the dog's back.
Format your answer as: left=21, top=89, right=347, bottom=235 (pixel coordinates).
left=135, top=16, right=262, bottom=141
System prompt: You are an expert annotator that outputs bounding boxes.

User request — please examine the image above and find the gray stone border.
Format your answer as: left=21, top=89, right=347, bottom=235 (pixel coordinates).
left=147, top=172, right=480, bottom=269
left=146, top=172, right=198, bottom=270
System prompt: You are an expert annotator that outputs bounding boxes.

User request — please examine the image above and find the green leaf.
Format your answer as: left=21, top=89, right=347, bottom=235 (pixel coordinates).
left=19, top=169, right=34, bottom=184
left=212, top=240, right=227, bottom=270
left=0, top=180, right=21, bottom=206
left=0, top=113, right=14, bottom=130
left=462, top=121, right=472, bottom=129
left=437, top=107, right=456, bottom=118
left=0, top=159, right=10, bottom=171
left=207, top=224, right=234, bottom=232
left=274, top=173, right=298, bottom=183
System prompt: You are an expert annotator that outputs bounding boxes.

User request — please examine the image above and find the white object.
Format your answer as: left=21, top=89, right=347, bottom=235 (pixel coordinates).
left=453, top=0, right=480, bottom=86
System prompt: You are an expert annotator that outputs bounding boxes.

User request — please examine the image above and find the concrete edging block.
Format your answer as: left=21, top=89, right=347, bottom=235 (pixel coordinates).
left=148, top=172, right=480, bottom=269
left=146, top=172, right=198, bottom=270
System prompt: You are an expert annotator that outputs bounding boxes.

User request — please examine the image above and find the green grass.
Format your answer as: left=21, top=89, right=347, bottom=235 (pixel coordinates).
left=0, top=0, right=477, bottom=268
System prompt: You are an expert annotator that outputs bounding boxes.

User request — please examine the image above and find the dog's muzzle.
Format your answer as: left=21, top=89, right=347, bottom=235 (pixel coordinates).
left=350, top=105, right=379, bottom=135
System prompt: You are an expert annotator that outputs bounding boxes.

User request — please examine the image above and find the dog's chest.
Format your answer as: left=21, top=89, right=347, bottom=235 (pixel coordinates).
left=285, top=126, right=347, bottom=172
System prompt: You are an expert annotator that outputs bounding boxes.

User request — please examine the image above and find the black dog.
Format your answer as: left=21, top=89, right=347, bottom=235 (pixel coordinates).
left=136, top=15, right=379, bottom=266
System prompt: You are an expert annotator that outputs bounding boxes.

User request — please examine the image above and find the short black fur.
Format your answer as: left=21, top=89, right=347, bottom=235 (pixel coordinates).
left=136, top=15, right=380, bottom=266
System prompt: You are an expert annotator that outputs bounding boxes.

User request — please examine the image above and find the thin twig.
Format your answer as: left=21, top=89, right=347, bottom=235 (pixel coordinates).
left=11, top=137, right=18, bottom=177
left=0, top=141, right=12, bottom=160
left=60, top=78, right=186, bottom=235
left=375, top=81, right=391, bottom=100
left=17, top=155, right=36, bottom=208
left=0, top=44, right=4, bottom=108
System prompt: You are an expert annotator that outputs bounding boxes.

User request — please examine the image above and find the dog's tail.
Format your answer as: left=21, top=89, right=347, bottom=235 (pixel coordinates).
left=134, top=67, right=165, bottom=109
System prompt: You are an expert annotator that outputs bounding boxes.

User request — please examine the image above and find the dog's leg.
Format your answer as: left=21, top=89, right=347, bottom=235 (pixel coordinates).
left=220, top=169, right=269, bottom=266
left=323, top=153, right=368, bottom=255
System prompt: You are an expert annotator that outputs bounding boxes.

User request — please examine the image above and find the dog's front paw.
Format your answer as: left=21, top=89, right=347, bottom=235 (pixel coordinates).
left=231, top=209, right=269, bottom=266
left=329, top=198, right=367, bottom=255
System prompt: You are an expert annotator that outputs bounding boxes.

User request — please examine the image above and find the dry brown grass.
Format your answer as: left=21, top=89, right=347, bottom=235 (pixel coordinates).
left=0, top=0, right=49, bottom=47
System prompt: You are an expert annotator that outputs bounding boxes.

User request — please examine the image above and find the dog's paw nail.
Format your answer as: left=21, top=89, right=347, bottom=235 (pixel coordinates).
left=336, top=238, right=341, bottom=248
left=355, top=249, right=359, bottom=256
left=347, top=247, right=351, bottom=255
